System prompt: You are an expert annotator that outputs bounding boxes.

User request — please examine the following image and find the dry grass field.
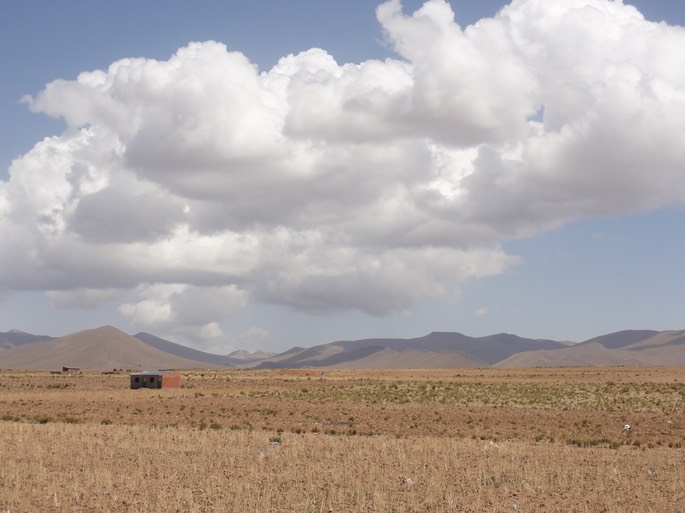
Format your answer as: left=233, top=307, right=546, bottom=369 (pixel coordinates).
left=2, top=367, right=685, bottom=512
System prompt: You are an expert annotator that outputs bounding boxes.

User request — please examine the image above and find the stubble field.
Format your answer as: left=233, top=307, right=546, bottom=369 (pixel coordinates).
left=1, top=367, right=685, bottom=512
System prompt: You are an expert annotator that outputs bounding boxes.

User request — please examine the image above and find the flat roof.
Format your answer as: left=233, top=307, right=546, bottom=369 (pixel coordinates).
left=130, top=370, right=180, bottom=376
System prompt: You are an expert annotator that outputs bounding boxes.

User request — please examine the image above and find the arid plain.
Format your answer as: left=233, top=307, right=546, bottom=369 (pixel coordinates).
left=2, top=367, right=685, bottom=512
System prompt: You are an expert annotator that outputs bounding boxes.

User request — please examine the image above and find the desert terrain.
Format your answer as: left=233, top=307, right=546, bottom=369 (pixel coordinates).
left=2, top=366, right=685, bottom=511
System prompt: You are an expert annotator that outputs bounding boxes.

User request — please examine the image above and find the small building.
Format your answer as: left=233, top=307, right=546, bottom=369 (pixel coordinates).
left=62, top=366, right=80, bottom=373
left=130, top=370, right=181, bottom=389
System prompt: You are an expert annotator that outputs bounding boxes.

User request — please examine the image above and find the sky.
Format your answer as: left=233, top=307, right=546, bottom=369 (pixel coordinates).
left=1, top=0, right=685, bottom=354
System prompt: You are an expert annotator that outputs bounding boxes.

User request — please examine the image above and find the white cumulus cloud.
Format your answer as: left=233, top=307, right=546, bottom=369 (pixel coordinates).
left=2, top=0, right=685, bottom=345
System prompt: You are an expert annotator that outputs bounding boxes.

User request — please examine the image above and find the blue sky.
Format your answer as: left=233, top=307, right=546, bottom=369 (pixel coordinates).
left=1, top=0, right=684, bottom=353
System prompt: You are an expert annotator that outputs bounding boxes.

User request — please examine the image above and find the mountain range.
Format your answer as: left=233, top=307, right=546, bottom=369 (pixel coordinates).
left=1, top=326, right=685, bottom=371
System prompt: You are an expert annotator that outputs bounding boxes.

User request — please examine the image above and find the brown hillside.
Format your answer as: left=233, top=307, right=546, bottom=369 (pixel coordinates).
left=495, top=331, right=685, bottom=367
left=0, top=325, right=216, bottom=371
left=328, top=348, right=486, bottom=369
left=494, top=342, right=645, bottom=367
left=0, top=329, right=54, bottom=351
left=624, top=330, right=685, bottom=350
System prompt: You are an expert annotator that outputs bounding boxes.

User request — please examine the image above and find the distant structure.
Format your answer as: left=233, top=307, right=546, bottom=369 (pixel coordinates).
left=62, top=366, right=80, bottom=373
left=130, top=370, right=181, bottom=389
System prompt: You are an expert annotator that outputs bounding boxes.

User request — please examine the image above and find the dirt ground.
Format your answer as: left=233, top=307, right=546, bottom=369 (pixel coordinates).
left=2, top=367, right=685, bottom=512
left=1, top=366, right=684, bottom=447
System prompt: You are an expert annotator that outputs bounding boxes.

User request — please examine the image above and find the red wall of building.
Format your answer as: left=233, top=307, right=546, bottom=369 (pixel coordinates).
left=161, top=372, right=181, bottom=388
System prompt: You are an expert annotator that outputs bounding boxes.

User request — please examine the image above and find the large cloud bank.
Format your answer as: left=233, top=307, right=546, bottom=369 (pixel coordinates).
left=2, top=0, right=685, bottom=343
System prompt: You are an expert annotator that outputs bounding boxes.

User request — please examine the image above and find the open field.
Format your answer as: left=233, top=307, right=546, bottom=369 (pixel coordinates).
left=2, top=367, right=685, bottom=511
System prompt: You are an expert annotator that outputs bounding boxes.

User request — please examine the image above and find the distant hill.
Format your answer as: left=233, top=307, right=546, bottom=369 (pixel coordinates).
left=496, top=330, right=685, bottom=367
left=133, top=331, right=232, bottom=366
left=254, top=332, right=566, bottom=369
left=579, top=330, right=661, bottom=350
left=0, top=326, right=219, bottom=371
left=0, top=329, right=54, bottom=351
left=321, top=348, right=485, bottom=369
left=133, top=332, right=261, bottom=366
left=3, top=326, right=685, bottom=370
left=228, top=349, right=275, bottom=361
